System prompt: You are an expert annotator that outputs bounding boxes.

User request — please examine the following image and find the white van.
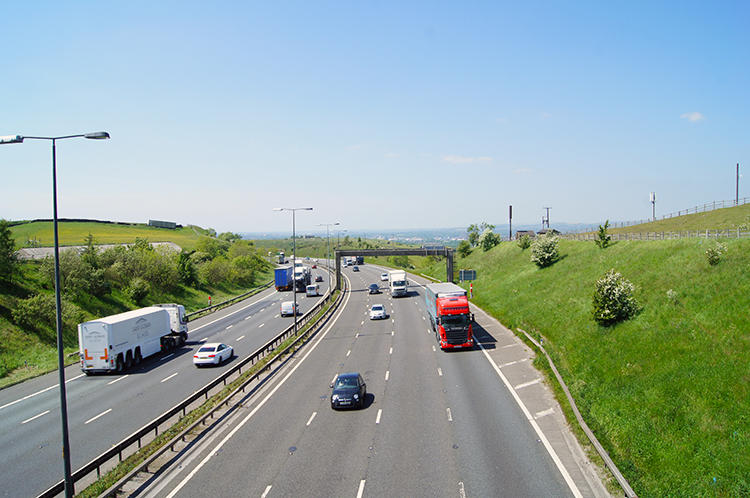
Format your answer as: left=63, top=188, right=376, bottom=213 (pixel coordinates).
left=306, top=284, right=319, bottom=297
left=280, top=301, right=298, bottom=317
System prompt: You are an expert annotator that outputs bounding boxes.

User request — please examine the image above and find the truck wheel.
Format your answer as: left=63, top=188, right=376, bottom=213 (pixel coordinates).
left=134, top=349, right=142, bottom=365
left=125, top=351, right=133, bottom=369
left=179, top=333, right=187, bottom=346
left=115, top=356, right=124, bottom=373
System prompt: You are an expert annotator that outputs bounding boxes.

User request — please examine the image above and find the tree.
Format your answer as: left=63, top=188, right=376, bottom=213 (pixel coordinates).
left=478, top=227, right=501, bottom=252
left=457, top=240, right=472, bottom=258
left=595, top=220, right=612, bottom=249
left=467, top=222, right=495, bottom=247
left=0, top=218, right=17, bottom=284
left=517, top=235, right=531, bottom=250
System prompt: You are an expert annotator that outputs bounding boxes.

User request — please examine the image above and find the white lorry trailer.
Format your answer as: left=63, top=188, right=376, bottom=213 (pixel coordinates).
left=389, top=270, right=408, bottom=297
left=78, top=303, right=188, bottom=374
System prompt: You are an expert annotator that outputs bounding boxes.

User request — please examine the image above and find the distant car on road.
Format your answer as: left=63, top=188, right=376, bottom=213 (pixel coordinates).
left=352, top=266, right=359, bottom=272
left=315, top=275, right=323, bottom=282
left=193, top=343, right=233, bottom=367
left=368, top=283, right=380, bottom=294
left=380, top=273, right=388, bottom=281
left=330, top=372, right=366, bottom=409
left=369, top=304, right=386, bottom=320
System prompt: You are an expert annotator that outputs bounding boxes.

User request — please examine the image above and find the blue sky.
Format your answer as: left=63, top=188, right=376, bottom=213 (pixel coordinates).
left=2, top=1, right=748, bottom=235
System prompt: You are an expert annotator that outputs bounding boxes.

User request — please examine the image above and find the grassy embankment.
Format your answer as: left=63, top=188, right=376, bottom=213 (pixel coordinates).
left=420, top=205, right=750, bottom=497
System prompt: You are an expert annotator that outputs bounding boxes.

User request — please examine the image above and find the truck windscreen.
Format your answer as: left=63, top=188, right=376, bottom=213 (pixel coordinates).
left=442, top=314, right=470, bottom=326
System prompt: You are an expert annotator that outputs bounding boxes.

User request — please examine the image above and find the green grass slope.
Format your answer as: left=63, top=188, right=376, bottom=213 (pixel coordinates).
left=436, top=235, right=749, bottom=497
left=10, top=220, right=208, bottom=251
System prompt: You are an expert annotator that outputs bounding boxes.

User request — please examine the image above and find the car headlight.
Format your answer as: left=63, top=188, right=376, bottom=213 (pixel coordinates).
left=332, top=395, right=338, bottom=401
left=353, top=394, right=359, bottom=400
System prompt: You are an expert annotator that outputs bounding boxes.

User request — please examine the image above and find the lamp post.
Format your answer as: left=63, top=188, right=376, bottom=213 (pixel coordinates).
left=0, top=131, right=110, bottom=498
left=316, top=222, right=339, bottom=292
left=274, top=207, right=312, bottom=334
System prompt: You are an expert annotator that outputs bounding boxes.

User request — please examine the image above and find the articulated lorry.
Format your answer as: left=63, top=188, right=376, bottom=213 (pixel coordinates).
left=425, top=283, right=474, bottom=350
left=78, top=304, right=188, bottom=374
left=389, top=270, right=408, bottom=297
left=294, top=261, right=311, bottom=292
left=274, top=266, right=294, bottom=291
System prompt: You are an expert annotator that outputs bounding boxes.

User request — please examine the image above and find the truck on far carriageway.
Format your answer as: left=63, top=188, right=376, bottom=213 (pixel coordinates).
left=77, top=304, right=188, bottom=374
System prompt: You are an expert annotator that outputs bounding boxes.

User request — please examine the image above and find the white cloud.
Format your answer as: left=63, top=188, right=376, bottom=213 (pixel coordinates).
left=443, top=155, right=493, bottom=164
left=680, top=111, right=706, bottom=122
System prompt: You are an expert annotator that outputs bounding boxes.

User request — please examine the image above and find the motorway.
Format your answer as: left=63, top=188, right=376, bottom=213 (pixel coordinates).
left=0, top=265, right=334, bottom=498
left=128, top=264, right=610, bottom=498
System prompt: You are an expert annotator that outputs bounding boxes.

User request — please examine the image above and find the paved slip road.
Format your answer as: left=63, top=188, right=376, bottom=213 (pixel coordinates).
left=131, top=264, right=611, bottom=498
left=0, top=266, right=331, bottom=498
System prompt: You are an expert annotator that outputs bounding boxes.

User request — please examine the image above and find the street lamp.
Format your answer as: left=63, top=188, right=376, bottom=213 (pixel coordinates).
left=0, top=131, right=110, bottom=498
left=274, top=207, right=312, bottom=334
left=316, top=222, right=339, bottom=292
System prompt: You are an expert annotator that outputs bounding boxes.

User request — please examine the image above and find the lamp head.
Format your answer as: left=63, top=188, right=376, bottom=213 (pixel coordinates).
left=84, top=132, right=110, bottom=140
left=0, top=135, right=23, bottom=144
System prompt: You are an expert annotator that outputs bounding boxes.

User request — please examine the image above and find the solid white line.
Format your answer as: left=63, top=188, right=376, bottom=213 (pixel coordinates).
left=163, top=279, right=354, bottom=498
left=375, top=409, right=382, bottom=424
left=306, top=412, right=317, bottom=426
left=22, top=410, right=50, bottom=424
left=261, top=485, right=272, bottom=498
left=161, top=353, right=175, bottom=361
left=236, top=335, right=245, bottom=342
left=108, top=375, right=129, bottom=385
left=356, top=480, right=366, bottom=498
left=85, top=408, right=112, bottom=425
left=161, top=372, right=179, bottom=383
left=477, top=340, right=583, bottom=497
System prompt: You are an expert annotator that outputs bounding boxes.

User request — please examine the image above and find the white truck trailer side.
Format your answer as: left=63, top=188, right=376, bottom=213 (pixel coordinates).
left=78, top=304, right=188, bottom=374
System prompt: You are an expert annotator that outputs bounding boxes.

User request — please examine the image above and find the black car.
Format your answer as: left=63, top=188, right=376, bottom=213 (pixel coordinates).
left=368, top=283, right=380, bottom=294
left=315, top=275, right=323, bottom=282
left=330, top=372, right=366, bottom=409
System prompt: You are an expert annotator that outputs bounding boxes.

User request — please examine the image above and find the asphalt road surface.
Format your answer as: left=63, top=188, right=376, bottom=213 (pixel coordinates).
left=128, top=264, right=610, bottom=498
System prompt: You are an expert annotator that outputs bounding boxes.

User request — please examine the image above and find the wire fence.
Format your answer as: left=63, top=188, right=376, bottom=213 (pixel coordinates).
left=562, top=228, right=750, bottom=241
left=565, top=197, right=750, bottom=235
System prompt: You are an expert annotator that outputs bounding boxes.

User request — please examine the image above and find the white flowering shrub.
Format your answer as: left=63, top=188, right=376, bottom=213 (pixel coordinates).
left=705, top=242, right=726, bottom=266
left=530, top=233, right=559, bottom=268
left=592, top=269, right=640, bottom=325
left=478, top=227, right=501, bottom=252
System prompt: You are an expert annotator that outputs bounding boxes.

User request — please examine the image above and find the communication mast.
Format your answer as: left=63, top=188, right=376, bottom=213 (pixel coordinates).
left=542, top=206, right=552, bottom=229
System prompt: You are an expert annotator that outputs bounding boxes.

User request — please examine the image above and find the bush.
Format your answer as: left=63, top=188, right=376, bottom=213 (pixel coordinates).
left=530, top=233, right=559, bottom=268
left=457, top=240, right=472, bottom=258
left=517, top=235, right=531, bottom=250
left=478, top=228, right=501, bottom=252
left=12, top=293, right=85, bottom=341
left=706, top=242, right=726, bottom=265
left=592, top=269, right=640, bottom=325
left=128, top=278, right=151, bottom=305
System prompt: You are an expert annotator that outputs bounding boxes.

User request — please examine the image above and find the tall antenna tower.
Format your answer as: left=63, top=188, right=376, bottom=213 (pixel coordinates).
left=542, top=206, right=552, bottom=229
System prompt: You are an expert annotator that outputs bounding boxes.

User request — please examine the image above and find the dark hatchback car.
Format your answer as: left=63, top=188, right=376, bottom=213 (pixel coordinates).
left=330, top=372, right=366, bottom=409
left=368, top=283, right=380, bottom=294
